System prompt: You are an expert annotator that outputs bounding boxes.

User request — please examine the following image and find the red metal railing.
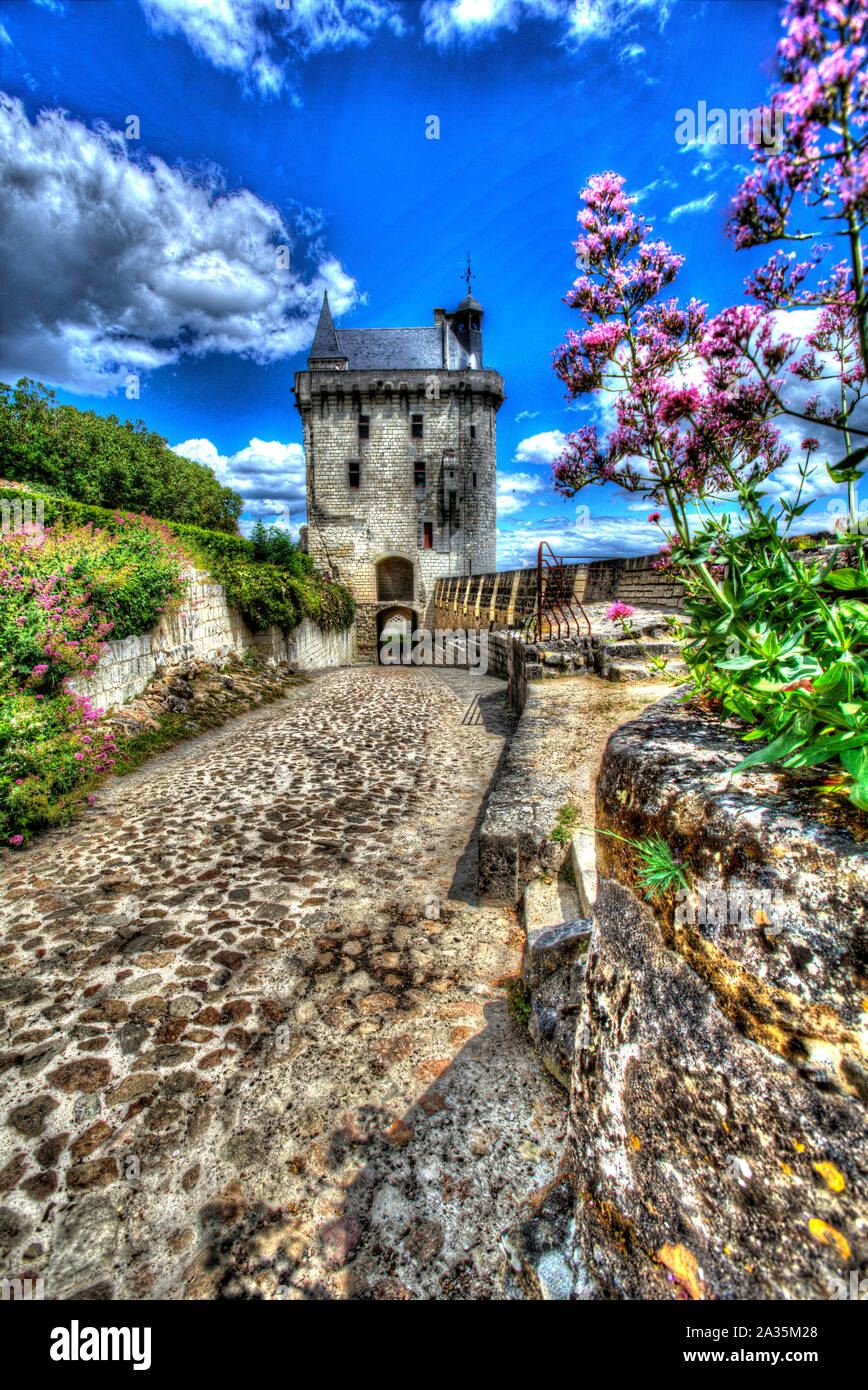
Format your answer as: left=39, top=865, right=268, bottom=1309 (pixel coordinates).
left=514, top=542, right=591, bottom=639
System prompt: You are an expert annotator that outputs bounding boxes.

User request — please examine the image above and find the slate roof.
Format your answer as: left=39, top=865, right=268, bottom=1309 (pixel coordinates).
left=336, top=327, right=443, bottom=370
left=308, top=293, right=475, bottom=371
left=309, top=291, right=342, bottom=360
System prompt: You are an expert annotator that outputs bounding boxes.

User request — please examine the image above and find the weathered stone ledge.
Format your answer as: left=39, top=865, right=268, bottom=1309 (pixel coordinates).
left=477, top=685, right=575, bottom=905
left=565, top=694, right=868, bottom=1300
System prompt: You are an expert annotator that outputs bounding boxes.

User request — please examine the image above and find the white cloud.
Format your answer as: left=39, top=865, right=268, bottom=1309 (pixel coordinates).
left=123, top=0, right=673, bottom=88
left=563, top=0, right=670, bottom=45
left=137, top=0, right=405, bottom=95
left=0, top=96, right=358, bottom=395
left=667, top=192, right=718, bottom=220
left=423, top=0, right=559, bottom=44
left=172, top=436, right=307, bottom=525
left=513, top=429, right=566, bottom=466
left=421, top=0, right=670, bottom=47
left=497, top=469, right=549, bottom=515
left=515, top=408, right=540, bottom=421
left=496, top=511, right=667, bottom=567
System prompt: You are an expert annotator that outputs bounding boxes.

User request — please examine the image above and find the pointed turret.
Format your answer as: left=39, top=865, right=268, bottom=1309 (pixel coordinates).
left=309, top=291, right=347, bottom=368
left=451, top=291, right=484, bottom=368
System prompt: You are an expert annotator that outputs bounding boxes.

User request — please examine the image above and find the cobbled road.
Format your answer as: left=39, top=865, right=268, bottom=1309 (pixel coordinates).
left=0, top=667, right=565, bottom=1300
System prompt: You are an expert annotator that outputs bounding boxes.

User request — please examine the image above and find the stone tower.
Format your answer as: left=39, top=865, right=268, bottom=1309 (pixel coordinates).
left=293, top=290, right=504, bottom=662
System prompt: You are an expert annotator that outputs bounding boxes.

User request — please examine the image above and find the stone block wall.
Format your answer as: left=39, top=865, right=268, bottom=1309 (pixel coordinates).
left=434, top=552, right=685, bottom=627
left=281, top=618, right=356, bottom=672
left=69, top=567, right=355, bottom=711
left=582, top=553, right=684, bottom=610
left=295, top=367, right=503, bottom=634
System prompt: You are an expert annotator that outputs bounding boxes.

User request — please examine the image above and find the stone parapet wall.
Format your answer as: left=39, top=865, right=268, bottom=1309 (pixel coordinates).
left=434, top=551, right=684, bottom=627
left=69, top=567, right=355, bottom=710
left=478, top=683, right=575, bottom=905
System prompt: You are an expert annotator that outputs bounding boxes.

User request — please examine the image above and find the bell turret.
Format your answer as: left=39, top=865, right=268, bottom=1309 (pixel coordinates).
left=453, top=292, right=484, bottom=368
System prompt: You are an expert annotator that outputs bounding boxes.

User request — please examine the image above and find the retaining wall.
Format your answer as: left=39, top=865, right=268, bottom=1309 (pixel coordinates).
left=69, top=567, right=356, bottom=710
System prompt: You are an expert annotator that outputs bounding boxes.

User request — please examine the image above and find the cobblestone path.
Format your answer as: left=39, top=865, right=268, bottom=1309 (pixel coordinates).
left=0, top=667, right=565, bottom=1300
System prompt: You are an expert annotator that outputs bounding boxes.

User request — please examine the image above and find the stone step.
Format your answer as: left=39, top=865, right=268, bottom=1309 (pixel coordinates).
left=604, top=639, right=682, bottom=661
left=522, top=874, right=581, bottom=936
left=607, top=658, right=688, bottom=683
left=570, top=829, right=597, bottom=917
left=606, top=659, right=654, bottom=682
left=520, top=916, right=593, bottom=993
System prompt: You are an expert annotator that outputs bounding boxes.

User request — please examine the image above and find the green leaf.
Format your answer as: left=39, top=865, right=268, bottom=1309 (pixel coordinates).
left=782, top=729, right=868, bottom=769
left=841, top=746, right=868, bottom=811
left=822, top=568, right=866, bottom=591
left=825, top=444, right=868, bottom=483
left=718, top=654, right=762, bottom=670
left=731, top=726, right=808, bottom=774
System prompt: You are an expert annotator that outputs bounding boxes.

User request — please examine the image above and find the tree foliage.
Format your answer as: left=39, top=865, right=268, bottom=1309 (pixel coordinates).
left=0, top=379, right=243, bottom=532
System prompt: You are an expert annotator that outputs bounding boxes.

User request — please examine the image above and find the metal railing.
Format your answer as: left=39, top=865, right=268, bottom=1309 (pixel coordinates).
left=514, top=542, right=591, bottom=640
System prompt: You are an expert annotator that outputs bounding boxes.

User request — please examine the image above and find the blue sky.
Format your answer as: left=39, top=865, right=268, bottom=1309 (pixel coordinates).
left=0, top=0, right=850, bottom=564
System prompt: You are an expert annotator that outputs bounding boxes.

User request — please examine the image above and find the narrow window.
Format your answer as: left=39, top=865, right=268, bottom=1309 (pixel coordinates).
left=414, top=461, right=426, bottom=488
left=358, top=415, right=370, bottom=440
left=470, top=424, right=476, bottom=439
left=411, top=414, right=423, bottom=439
left=348, top=461, right=360, bottom=488
left=472, top=471, right=477, bottom=488
left=423, top=522, right=433, bottom=549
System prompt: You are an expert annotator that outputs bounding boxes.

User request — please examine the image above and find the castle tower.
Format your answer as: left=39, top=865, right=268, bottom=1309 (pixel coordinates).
left=293, top=289, right=504, bottom=662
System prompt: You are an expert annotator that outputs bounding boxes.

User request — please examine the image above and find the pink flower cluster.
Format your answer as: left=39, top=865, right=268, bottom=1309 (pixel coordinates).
left=606, top=601, right=635, bottom=621
left=552, top=172, right=789, bottom=512
left=723, top=0, right=867, bottom=419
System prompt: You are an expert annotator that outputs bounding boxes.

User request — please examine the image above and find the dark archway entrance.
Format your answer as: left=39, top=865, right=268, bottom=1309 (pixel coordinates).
left=377, top=606, right=418, bottom=665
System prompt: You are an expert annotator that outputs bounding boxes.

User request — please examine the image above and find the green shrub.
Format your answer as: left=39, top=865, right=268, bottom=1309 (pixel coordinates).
left=0, top=517, right=187, bottom=694
left=551, top=802, right=581, bottom=846
left=250, top=519, right=313, bottom=576
left=671, top=502, right=868, bottom=810
left=0, top=378, right=242, bottom=532
left=0, top=482, right=354, bottom=635
left=0, top=689, right=121, bottom=844
left=0, top=513, right=189, bottom=842
left=211, top=559, right=355, bottom=636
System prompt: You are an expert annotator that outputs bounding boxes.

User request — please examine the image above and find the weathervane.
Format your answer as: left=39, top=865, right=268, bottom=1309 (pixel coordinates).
left=462, top=252, right=475, bottom=295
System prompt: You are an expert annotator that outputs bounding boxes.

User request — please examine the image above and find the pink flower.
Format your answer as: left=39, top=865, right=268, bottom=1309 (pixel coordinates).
left=606, top=601, right=635, bottom=621
left=73, top=752, right=84, bottom=760
left=9, top=835, right=23, bottom=845
left=648, top=511, right=662, bottom=523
